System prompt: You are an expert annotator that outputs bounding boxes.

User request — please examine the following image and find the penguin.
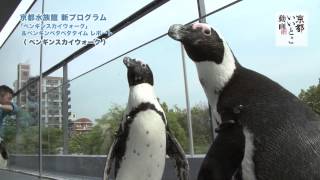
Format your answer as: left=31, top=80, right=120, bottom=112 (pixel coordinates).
left=168, top=22, right=320, bottom=180
left=0, top=138, right=8, bottom=168
left=103, top=57, right=189, bottom=180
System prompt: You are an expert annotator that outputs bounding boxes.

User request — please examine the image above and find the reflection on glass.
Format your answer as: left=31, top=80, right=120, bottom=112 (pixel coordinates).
left=2, top=81, right=40, bottom=173
left=45, top=0, right=199, bottom=81
left=64, top=36, right=190, bottom=155
left=41, top=80, right=63, bottom=155
left=0, top=0, right=42, bottom=175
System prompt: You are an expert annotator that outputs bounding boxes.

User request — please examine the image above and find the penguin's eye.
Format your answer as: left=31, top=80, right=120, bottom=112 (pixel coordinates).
left=203, top=29, right=211, bottom=36
left=142, top=64, right=147, bottom=68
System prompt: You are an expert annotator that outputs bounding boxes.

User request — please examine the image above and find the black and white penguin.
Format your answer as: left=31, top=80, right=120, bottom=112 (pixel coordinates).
left=103, top=57, right=189, bottom=180
left=168, top=22, right=320, bottom=180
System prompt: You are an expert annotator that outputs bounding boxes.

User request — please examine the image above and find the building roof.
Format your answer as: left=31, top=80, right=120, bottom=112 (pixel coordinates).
left=73, top=118, right=93, bottom=124
left=45, top=76, right=63, bottom=80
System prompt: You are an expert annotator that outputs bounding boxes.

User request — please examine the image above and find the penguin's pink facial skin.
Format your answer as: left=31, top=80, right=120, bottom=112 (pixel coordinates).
left=168, top=23, right=224, bottom=64
left=192, top=23, right=212, bottom=36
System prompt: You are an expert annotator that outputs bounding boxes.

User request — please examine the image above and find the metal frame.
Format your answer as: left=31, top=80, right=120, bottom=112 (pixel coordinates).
left=197, top=0, right=207, bottom=23
left=0, top=0, right=37, bottom=48
left=38, top=0, right=45, bottom=176
left=180, top=44, right=194, bottom=156
left=62, top=64, right=69, bottom=154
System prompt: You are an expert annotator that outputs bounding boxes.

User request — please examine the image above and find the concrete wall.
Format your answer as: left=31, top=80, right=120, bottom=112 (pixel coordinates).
left=0, top=169, right=53, bottom=180
left=8, top=155, right=205, bottom=180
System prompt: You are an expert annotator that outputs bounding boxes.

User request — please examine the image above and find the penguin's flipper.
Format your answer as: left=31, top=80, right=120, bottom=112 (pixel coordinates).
left=166, top=129, right=190, bottom=180
left=103, top=139, right=117, bottom=180
left=103, top=123, right=125, bottom=180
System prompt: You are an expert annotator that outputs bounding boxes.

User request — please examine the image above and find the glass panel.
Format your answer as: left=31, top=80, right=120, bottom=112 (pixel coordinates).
left=41, top=77, right=63, bottom=155
left=40, top=36, right=191, bottom=178
left=3, top=82, right=40, bottom=173
left=0, top=0, right=42, bottom=175
left=40, top=0, right=199, bottom=80
left=41, top=0, right=155, bottom=71
left=205, top=0, right=241, bottom=14
left=68, top=36, right=189, bottom=156
left=38, top=0, right=200, bottom=177
left=1, top=0, right=318, bottom=178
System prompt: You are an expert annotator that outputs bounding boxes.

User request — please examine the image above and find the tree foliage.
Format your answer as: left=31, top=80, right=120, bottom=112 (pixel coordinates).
left=69, top=104, right=124, bottom=155
left=42, top=127, right=63, bottom=154
left=3, top=109, right=63, bottom=154
left=3, top=110, right=39, bottom=154
left=68, top=102, right=212, bottom=155
left=3, top=102, right=213, bottom=155
left=8, top=78, right=320, bottom=156
left=191, top=103, right=213, bottom=153
left=299, top=79, right=320, bottom=115
left=162, top=102, right=188, bottom=151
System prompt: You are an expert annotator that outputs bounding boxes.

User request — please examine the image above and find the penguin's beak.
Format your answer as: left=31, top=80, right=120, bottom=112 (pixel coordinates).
left=123, top=57, right=135, bottom=68
left=168, top=24, right=185, bottom=41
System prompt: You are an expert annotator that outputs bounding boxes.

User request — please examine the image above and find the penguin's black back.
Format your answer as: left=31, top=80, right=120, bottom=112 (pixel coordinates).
left=217, top=64, right=320, bottom=179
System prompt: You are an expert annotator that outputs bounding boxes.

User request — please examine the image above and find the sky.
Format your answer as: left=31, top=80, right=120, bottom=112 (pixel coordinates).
left=0, top=0, right=319, bottom=121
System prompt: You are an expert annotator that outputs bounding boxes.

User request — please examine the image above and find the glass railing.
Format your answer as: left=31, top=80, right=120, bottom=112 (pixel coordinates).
left=0, top=0, right=43, bottom=176
left=39, top=0, right=202, bottom=158
left=3, top=80, right=40, bottom=172
left=65, top=36, right=190, bottom=155
left=1, top=0, right=319, bottom=179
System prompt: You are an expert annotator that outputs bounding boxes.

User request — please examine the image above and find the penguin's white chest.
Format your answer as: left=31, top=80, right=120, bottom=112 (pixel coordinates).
left=196, top=61, right=232, bottom=105
left=116, top=110, right=166, bottom=180
left=196, top=62, right=226, bottom=124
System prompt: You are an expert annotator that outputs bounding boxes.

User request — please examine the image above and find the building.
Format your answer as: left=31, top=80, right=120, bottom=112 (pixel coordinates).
left=14, top=63, right=30, bottom=106
left=70, top=118, right=93, bottom=135
left=14, top=63, right=69, bottom=128
left=68, top=112, right=77, bottom=122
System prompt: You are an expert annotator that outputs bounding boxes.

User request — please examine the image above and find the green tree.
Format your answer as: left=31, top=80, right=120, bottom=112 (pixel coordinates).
left=2, top=109, right=40, bottom=154
left=191, top=103, right=212, bottom=154
left=299, top=79, right=320, bottom=115
left=3, top=108, right=65, bottom=154
left=162, top=102, right=188, bottom=151
left=14, top=126, right=39, bottom=154
left=69, top=125, right=108, bottom=155
left=42, top=127, right=63, bottom=154
left=68, top=102, right=212, bottom=155
left=162, top=102, right=213, bottom=154
left=69, top=104, right=125, bottom=155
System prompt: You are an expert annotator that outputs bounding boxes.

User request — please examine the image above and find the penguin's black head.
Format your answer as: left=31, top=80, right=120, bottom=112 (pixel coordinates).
left=123, top=57, right=154, bottom=87
left=168, top=23, right=224, bottom=64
